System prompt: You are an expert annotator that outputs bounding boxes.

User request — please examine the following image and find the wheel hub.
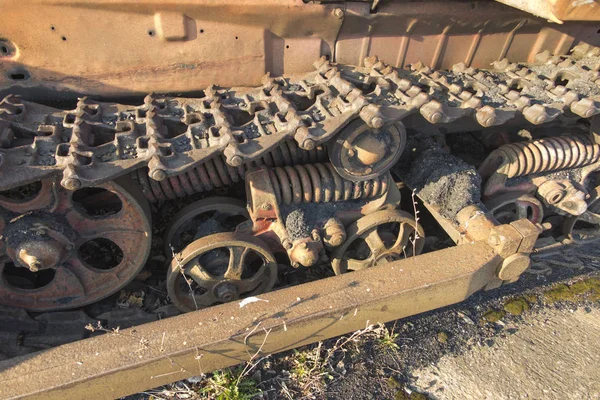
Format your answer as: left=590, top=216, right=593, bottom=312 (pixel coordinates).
left=330, top=119, right=406, bottom=181
left=0, top=178, right=152, bottom=311
left=353, top=132, right=387, bottom=166
left=214, top=282, right=239, bottom=302
left=4, top=216, right=74, bottom=272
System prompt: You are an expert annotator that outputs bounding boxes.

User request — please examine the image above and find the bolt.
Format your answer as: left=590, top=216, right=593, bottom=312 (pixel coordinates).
left=62, top=177, right=81, bottom=190
left=283, top=239, right=293, bottom=250
left=301, top=138, right=316, bottom=150
left=150, top=169, right=167, bottom=181
left=333, top=7, right=344, bottom=19
left=488, top=234, right=501, bottom=247
left=430, top=112, right=442, bottom=124
left=261, top=203, right=272, bottom=211
left=230, top=155, right=243, bottom=167
left=484, top=116, right=495, bottom=127
left=347, top=148, right=355, bottom=157
left=29, top=261, right=42, bottom=272
left=371, top=117, right=384, bottom=129
left=364, top=167, right=373, bottom=174
left=311, top=229, right=321, bottom=242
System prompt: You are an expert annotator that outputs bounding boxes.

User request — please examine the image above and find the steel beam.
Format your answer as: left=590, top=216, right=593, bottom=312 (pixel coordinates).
left=0, top=241, right=499, bottom=400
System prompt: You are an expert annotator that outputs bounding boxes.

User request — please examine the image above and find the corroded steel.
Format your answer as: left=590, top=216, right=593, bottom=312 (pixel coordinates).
left=164, top=196, right=249, bottom=255
left=133, top=142, right=328, bottom=202
left=167, top=232, right=277, bottom=312
left=0, top=177, right=151, bottom=311
left=496, top=0, right=600, bottom=23
left=266, top=162, right=389, bottom=205
left=1, top=1, right=598, bottom=98
left=0, top=241, right=500, bottom=400
left=330, top=209, right=425, bottom=275
left=2, top=44, right=600, bottom=194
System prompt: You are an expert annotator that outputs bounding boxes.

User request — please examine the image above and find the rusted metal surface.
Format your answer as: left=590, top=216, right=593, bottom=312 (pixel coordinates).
left=330, top=209, right=424, bottom=275
left=0, top=240, right=500, bottom=400
left=564, top=184, right=600, bottom=243
left=167, top=232, right=278, bottom=312
left=133, top=143, right=328, bottom=202
left=265, top=163, right=389, bottom=206
left=329, top=120, right=406, bottom=181
left=0, top=177, right=151, bottom=311
left=496, top=0, right=600, bottom=24
left=1, top=1, right=599, bottom=99
left=164, top=196, right=249, bottom=255
left=479, top=134, right=600, bottom=198
left=336, top=1, right=600, bottom=70
left=240, top=164, right=399, bottom=271
left=478, top=132, right=600, bottom=242
left=3, top=44, right=600, bottom=195
left=0, top=0, right=343, bottom=98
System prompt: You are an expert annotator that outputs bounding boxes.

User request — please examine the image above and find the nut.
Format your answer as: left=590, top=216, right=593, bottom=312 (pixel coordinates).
left=230, top=155, right=243, bottom=167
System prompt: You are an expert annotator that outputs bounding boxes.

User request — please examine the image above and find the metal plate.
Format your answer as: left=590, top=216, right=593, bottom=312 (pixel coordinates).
left=0, top=241, right=498, bottom=400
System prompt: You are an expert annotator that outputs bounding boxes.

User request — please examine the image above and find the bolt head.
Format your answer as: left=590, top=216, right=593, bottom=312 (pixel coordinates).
left=230, top=155, right=243, bottom=167
left=150, top=169, right=167, bottom=181
left=333, top=7, right=344, bottom=19
left=488, top=234, right=501, bottom=247
left=63, top=178, right=81, bottom=191
left=301, top=138, right=316, bottom=150
left=430, top=112, right=442, bottom=124
left=371, top=117, right=384, bottom=129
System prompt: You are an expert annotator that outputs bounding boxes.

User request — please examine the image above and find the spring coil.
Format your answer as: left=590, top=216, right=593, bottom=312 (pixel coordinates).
left=267, top=162, right=389, bottom=205
left=480, top=134, right=600, bottom=180
left=135, top=141, right=327, bottom=202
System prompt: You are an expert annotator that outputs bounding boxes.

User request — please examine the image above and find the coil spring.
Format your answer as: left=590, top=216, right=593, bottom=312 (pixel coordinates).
left=267, top=162, right=389, bottom=205
left=135, top=141, right=327, bottom=202
left=481, top=134, right=600, bottom=180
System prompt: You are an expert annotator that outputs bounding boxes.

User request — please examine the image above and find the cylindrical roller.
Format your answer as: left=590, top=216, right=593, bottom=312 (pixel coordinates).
left=135, top=141, right=327, bottom=202
left=266, top=162, right=389, bottom=206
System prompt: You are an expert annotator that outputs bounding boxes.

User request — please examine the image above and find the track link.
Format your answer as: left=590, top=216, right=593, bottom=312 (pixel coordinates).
left=0, top=44, right=599, bottom=193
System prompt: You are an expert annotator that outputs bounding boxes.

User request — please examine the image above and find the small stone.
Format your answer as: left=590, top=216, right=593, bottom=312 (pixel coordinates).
left=437, top=331, right=449, bottom=344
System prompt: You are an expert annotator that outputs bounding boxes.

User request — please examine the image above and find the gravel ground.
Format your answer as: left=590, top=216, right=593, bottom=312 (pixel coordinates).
left=128, top=243, right=600, bottom=400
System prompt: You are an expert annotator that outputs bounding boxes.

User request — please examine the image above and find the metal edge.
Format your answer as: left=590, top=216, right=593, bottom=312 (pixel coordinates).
left=0, top=241, right=499, bottom=399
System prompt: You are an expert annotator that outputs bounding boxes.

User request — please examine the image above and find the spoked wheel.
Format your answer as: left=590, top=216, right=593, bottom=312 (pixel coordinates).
left=0, top=178, right=151, bottom=311
left=164, top=197, right=250, bottom=256
left=167, top=232, right=277, bottom=312
left=485, top=193, right=544, bottom=225
left=331, top=210, right=424, bottom=275
left=329, top=119, right=406, bottom=181
left=563, top=186, right=600, bottom=244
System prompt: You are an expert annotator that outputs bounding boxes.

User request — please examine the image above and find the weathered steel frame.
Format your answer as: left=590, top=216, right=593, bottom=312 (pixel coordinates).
left=1, top=1, right=599, bottom=99
left=0, top=241, right=499, bottom=400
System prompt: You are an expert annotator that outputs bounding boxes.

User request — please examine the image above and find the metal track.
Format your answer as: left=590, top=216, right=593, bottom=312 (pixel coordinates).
left=1, top=44, right=599, bottom=192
